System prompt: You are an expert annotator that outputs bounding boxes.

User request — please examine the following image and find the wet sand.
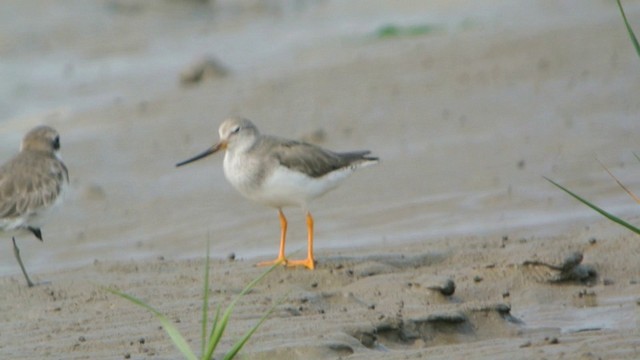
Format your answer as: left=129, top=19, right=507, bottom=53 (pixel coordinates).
left=1, top=0, right=640, bottom=359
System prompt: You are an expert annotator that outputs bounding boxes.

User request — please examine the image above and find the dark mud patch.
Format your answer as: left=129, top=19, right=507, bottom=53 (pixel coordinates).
left=350, top=302, right=521, bottom=350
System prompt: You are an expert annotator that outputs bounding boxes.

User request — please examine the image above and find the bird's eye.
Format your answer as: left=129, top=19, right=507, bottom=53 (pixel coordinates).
left=52, top=136, right=60, bottom=150
left=231, top=126, right=240, bottom=134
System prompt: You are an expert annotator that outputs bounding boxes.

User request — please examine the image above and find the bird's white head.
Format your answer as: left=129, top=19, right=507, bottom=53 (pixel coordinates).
left=218, top=117, right=259, bottom=153
left=176, top=117, right=259, bottom=167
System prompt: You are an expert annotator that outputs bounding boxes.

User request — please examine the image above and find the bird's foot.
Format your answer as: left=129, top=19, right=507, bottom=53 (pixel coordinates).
left=26, top=279, right=51, bottom=288
left=256, top=257, right=287, bottom=267
left=285, top=257, right=316, bottom=270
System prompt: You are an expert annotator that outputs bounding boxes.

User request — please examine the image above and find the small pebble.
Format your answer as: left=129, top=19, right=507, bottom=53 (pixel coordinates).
left=440, top=279, right=456, bottom=296
left=588, top=237, right=597, bottom=245
left=227, top=252, right=236, bottom=261
left=560, top=252, right=583, bottom=272
left=473, top=275, right=483, bottom=283
left=426, top=278, right=455, bottom=296
left=347, top=269, right=354, bottom=276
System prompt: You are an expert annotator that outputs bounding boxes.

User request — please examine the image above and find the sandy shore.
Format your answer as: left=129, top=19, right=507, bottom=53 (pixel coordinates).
left=2, top=0, right=640, bottom=359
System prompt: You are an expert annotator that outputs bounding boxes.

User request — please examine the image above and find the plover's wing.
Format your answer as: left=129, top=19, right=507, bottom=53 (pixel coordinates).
left=266, top=137, right=377, bottom=178
left=0, top=154, right=68, bottom=220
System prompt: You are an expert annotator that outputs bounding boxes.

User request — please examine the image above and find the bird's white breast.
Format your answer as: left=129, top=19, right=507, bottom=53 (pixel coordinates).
left=224, top=151, right=356, bottom=208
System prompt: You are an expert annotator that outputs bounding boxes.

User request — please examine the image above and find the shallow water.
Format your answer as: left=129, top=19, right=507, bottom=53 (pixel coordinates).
left=1, top=0, right=608, bottom=122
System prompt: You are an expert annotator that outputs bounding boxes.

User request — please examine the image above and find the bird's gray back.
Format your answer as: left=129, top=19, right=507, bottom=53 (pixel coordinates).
left=257, top=136, right=377, bottom=178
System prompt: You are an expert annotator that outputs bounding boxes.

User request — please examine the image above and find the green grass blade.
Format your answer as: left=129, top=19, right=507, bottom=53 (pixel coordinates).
left=107, top=289, right=198, bottom=360
left=544, top=176, right=640, bottom=234
left=205, top=300, right=234, bottom=358
left=222, top=293, right=286, bottom=360
left=375, top=24, right=437, bottom=39
left=597, top=158, right=640, bottom=204
left=617, top=0, right=640, bottom=58
left=203, top=261, right=282, bottom=360
left=201, top=239, right=211, bottom=357
left=237, top=261, right=281, bottom=298
left=206, top=304, right=221, bottom=350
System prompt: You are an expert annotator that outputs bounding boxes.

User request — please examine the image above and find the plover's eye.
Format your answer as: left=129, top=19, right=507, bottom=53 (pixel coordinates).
left=52, top=136, right=60, bottom=150
left=231, top=126, right=240, bottom=134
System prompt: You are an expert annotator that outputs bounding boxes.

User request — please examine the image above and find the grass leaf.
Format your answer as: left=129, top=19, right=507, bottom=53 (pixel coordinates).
left=203, top=261, right=281, bottom=359
left=107, top=245, right=279, bottom=360
left=201, top=239, right=211, bottom=357
left=544, top=176, right=640, bottom=235
left=205, top=305, right=230, bottom=358
left=375, top=24, right=437, bottom=39
left=222, top=293, right=286, bottom=360
left=107, top=289, right=198, bottom=360
left=616, top=0, right=640, bottom=58
left=597, top=158, right=640, bottom=204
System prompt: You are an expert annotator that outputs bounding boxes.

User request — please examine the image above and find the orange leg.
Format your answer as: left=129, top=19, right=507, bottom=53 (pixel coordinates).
left=286, top=211, right=316, bottom=270
left=257, top=209, right=288, bottom=267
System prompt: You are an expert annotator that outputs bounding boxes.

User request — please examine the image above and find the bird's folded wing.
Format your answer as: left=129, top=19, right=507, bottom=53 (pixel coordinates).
left=268, top=138, right=371, bottom=178
left=0, top=155, right=68, bottom=219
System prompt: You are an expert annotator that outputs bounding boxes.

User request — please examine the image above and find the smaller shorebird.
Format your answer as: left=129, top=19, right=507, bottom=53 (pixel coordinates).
left=177, top=117, right=378, bottom=269
left=0, top=126, right=68, bottom=287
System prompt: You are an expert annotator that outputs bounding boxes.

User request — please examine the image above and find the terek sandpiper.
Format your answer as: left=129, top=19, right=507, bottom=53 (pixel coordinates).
left=0, top=126, right=69, bottom=287
left=177, top=117, right=378, bottom=269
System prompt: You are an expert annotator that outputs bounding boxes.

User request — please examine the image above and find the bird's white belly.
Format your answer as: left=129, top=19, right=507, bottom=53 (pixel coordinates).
left=223, top=150, right=358, bottom=208
left=246, top=166, right=353, bottom=208
left=0, top=217, right=29, bottom=233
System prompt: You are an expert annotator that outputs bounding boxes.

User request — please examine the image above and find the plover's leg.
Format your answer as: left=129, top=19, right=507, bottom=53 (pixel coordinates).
left=12, top=237, right=35, bottom=287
